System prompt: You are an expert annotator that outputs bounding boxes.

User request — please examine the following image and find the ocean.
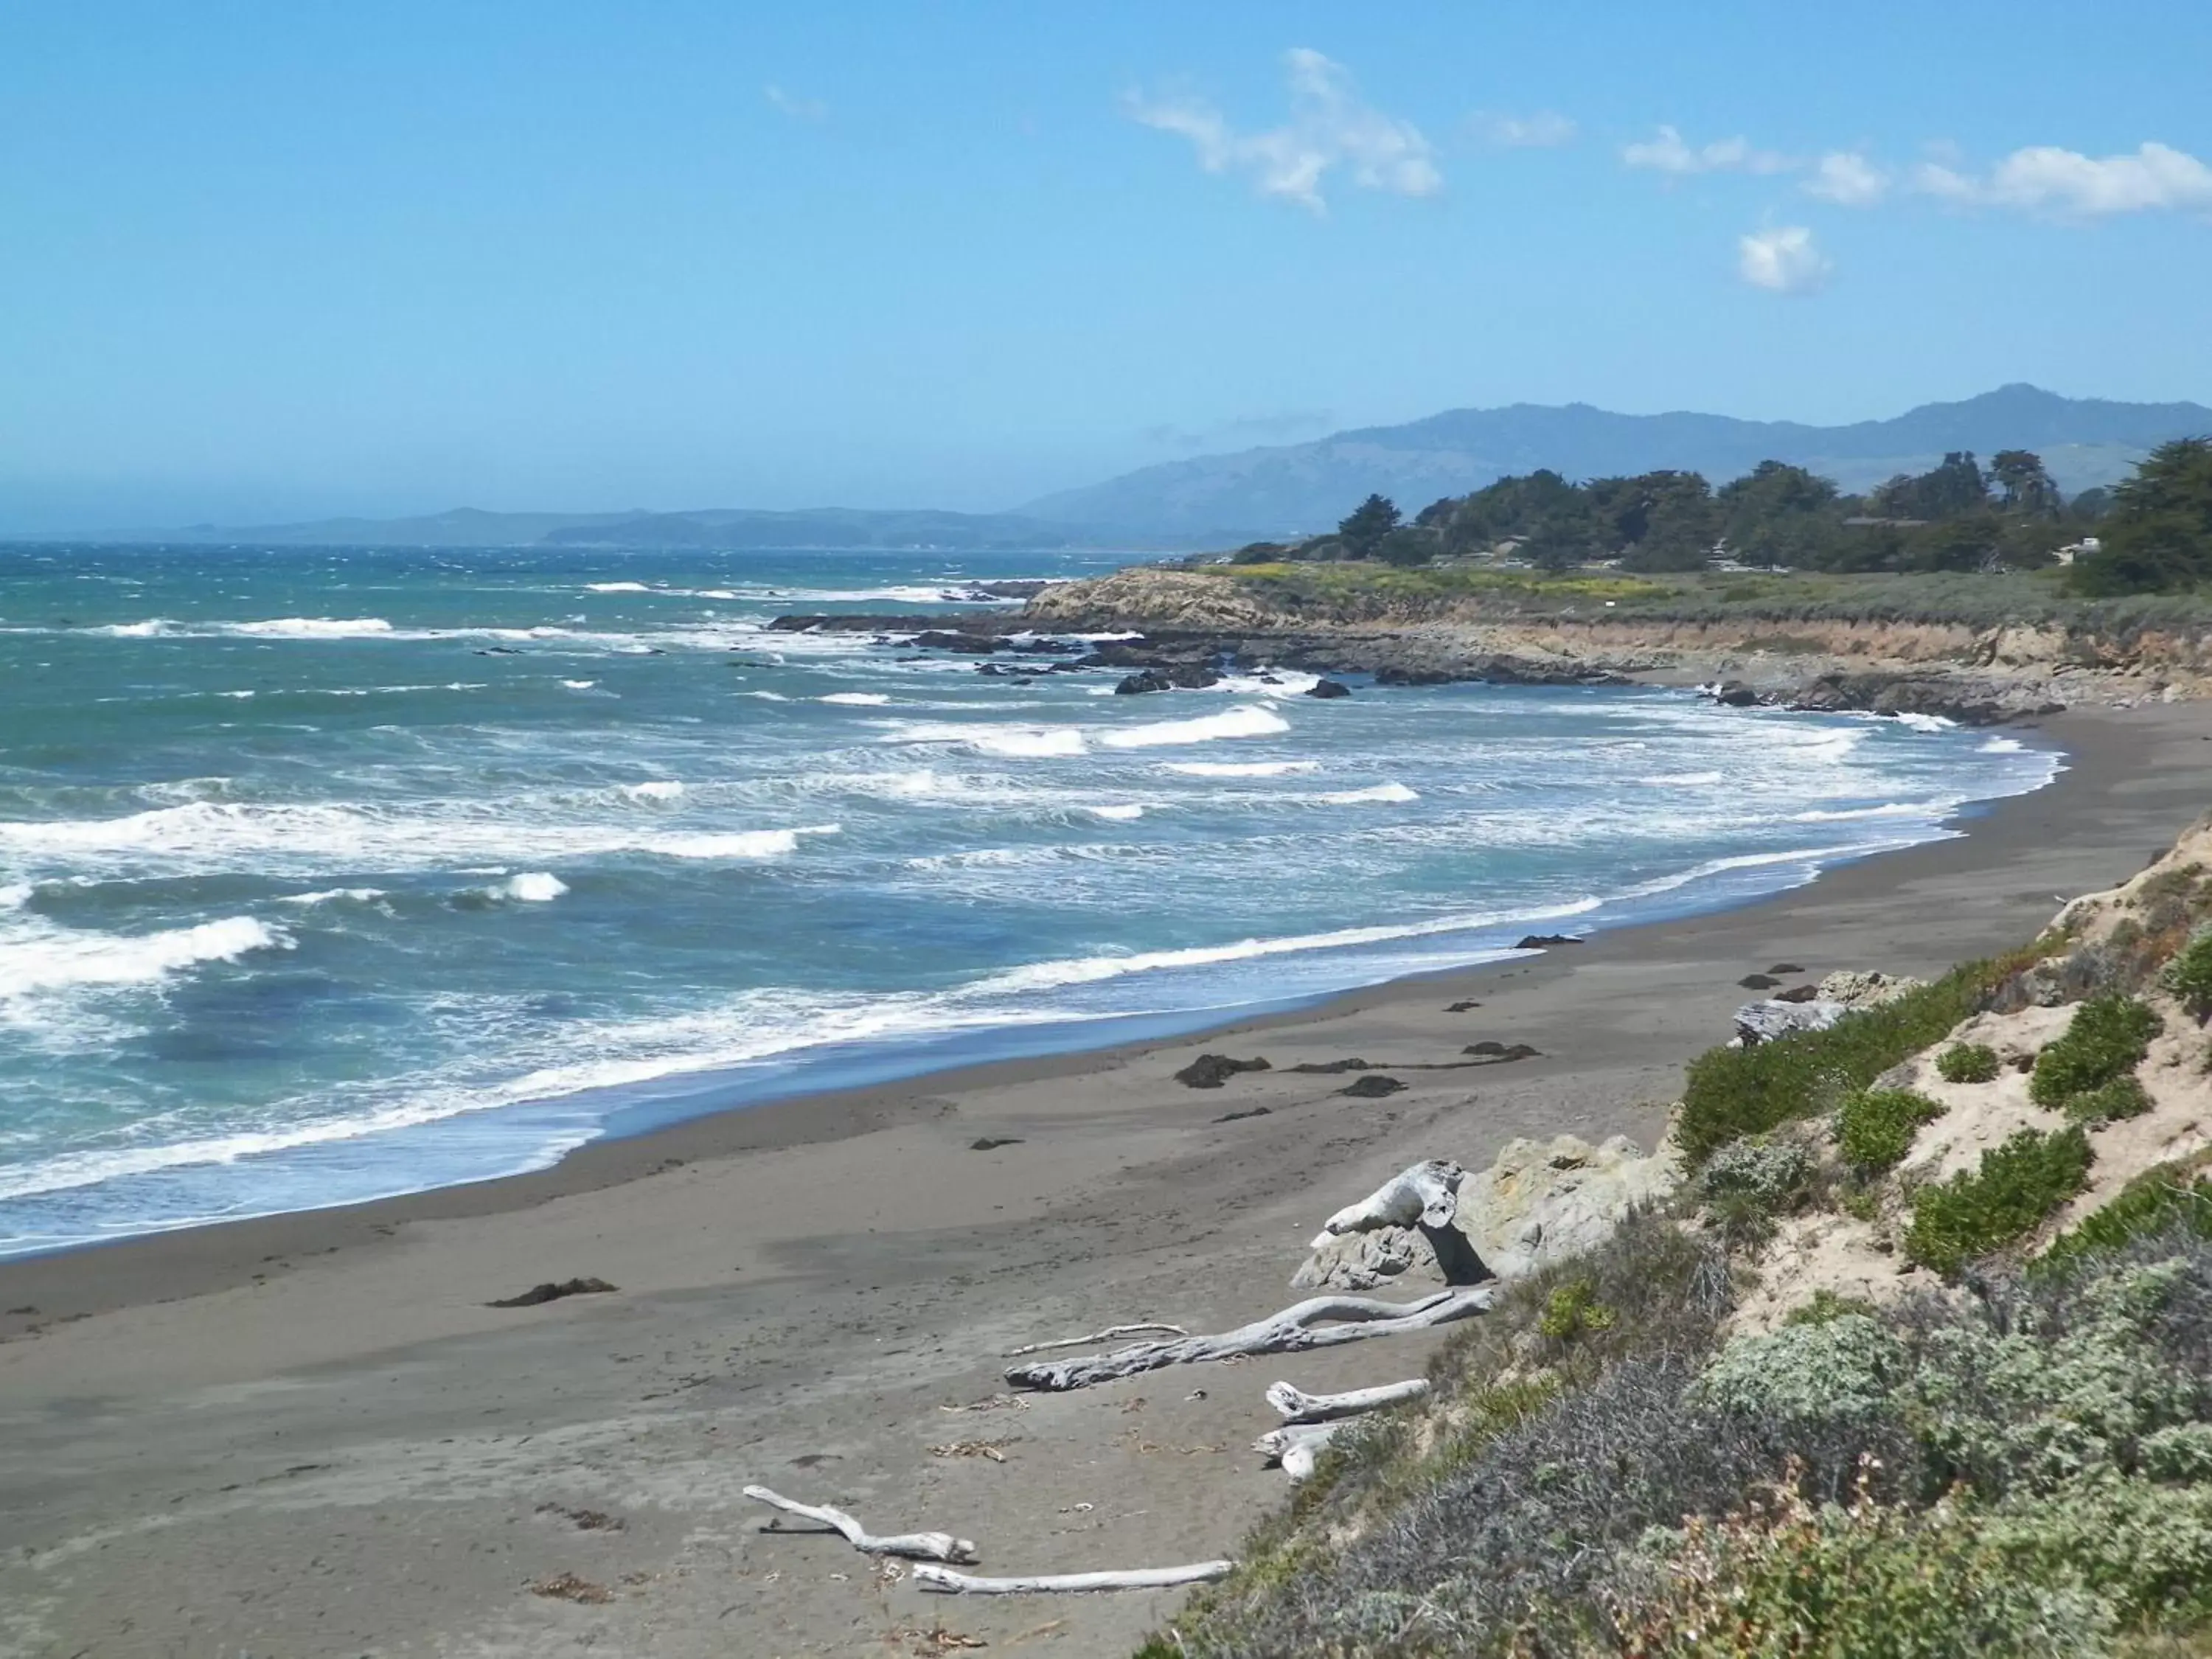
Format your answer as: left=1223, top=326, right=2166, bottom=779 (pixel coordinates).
left=0, top=543, right=2060, bottom=1258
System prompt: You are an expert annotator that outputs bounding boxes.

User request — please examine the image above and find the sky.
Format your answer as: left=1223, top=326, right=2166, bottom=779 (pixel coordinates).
left=2, top=0, right=2209, bottom=529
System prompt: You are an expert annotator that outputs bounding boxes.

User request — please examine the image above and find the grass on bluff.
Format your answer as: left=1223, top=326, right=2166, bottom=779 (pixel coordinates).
left=1206, top=560, right=2212, bottom=632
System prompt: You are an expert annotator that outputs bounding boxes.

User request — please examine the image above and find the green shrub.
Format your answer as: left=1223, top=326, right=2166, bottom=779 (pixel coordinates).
left=1837, top=1088, right=1944, bottom=1174
left=1697, top=1315, right=1906, bottom=1426
left=1616, top=1484, right=2116, bottom=1658
left=2031, top=995, right=2163, bottom=1108
left=2164, top=928, right=2212, bottom=1020
left=1906, top=1127, right=2094, bottom=1276
left=1938, top=1042, right=2002, bottom=1083
left=2065, top=1073, right=2154, bottom=1124
left=1787, top=1288, right=1881, bottom=1326
left=1537, top=1275, right=1618, bottom=1340
left=1678, top=948, right=2040, bottom=1164
left=2038, top=1157, right=2212, bottom=1278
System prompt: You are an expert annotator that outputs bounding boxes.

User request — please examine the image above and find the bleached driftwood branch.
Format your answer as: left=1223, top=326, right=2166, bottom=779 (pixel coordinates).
left=1283, top=1439, right=1328, bottom=1481
left=1252, top=1421, right=1341, bottom=1463
left=1265, top=1377, right=1430, bottom=1424
left=1004, top=1286, right=1492, bottom=1391
left=914, top=1560, right=1234, bottom=1595
left=1004, top=1322, right=1189, bottom=1358
left=742, top=1485, right=978, bottom=1565
left=1309, top=1159, right=1465, bottom=1249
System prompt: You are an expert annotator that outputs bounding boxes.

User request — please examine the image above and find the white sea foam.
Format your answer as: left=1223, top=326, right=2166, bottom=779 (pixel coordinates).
left=884, top=720, right=1089, bottom=759
left=1087, top=803, right=1146, bottom=821
left=91, top=619, right=173, bottom=637
left=1098, top=705, right=1289, bottom=749
left=1313, top=782, right=1419, bottom=805
left=279, top=887, right=388, bottom=907
left=974, top=897, right=1606, bottom=997
left=1161, top=759, right=1321, bottom=779
left=228, top=617, right=398, bottom=639
left=1640, top=771, right=1724, bottom=787
left=1791, top=801, right=1947, bottom=823
left=0, top=914, right=292, bottom=1001
left=563, top=679, right=597, bottom=690
left=737, top=689, right=791, bottom=700
left=585, top=582, right=651, bottom=593
left=0, top=883, right=32, bottom=910
left=0, top=801, right=844, bottom=872
left=1980, top=736, right=2027, bottom=754
left=621, top=781, right=686, bottom=801
left=1211, top=671, right=1322, bottom=697
left=819, top=692, right=892, bottom=706
left=1892, top=712, right=1956, bottom=732
left=495, top=872, right=568, bottom=902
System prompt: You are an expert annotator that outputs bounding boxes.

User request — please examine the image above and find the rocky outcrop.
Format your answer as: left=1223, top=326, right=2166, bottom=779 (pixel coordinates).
left=1454, top=1133, right=1683, bottom=1281
left=1290, top=1133, right=1681, bottom=1290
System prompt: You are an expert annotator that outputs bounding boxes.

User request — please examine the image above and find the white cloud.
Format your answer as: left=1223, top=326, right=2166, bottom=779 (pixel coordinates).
left=764, top=84, right=828, bottom=123
left=1475, top=110, right=1577, bottom=148
left=1623, top=125, right=1791, bottom=176
left=1910, top=141, right=2212, bottom=216
left=1127, top=48, right=1441, bottom=212
left=1738, top=226, right=1830, bottom=293
left=1804, top=150, right=1889, bottom=207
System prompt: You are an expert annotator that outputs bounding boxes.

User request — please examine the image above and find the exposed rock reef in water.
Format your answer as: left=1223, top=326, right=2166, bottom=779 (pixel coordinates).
left=998, top=566, right=2212, bottom=723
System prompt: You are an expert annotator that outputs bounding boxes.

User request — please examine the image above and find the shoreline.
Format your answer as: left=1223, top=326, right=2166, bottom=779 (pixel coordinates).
left=0, top=697, right=2078, bottom=1326
left=7, top=700, right=2212, bottom=1658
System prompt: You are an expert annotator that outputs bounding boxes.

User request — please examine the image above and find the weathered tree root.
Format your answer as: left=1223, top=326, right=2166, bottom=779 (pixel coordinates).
left=914, top=1561, right=1234, bottom=1595
left=742, top=1485, right=978, bottom=1564
left=1005, top=1286, right=1491, bottom=1391
left=1265, top=1377, right=1430, bottom=1423
left=1310, top=1159, right=1465, bottom=1249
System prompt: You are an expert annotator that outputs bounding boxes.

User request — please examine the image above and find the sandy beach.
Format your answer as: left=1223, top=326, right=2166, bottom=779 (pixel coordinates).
left=6, top=699, right=2212, bottom=1659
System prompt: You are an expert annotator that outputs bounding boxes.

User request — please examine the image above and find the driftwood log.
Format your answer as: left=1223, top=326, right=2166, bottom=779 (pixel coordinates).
left=1309, top=1159, right=1465, bottom=1249
left=914, top=1561, right=1234, bottom=1595
left=1004, top=1286, right=1493, bottom=1391
left=1265, top=1377, right=1430, bottom=1423
left=1004, top=1322, right=1189, bottom=1358
left=742, top=1485, right=978, bottom=1564
left=1252, top=1420, right=1341, bottom=1463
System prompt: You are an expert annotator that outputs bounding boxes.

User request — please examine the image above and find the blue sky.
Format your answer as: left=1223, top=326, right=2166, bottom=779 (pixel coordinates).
left=2, top=0, right=2208, bottom=527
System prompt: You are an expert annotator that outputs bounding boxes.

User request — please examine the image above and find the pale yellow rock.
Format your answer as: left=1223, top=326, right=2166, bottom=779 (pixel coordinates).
left=1453, top=1133, right=1682, bottom=1282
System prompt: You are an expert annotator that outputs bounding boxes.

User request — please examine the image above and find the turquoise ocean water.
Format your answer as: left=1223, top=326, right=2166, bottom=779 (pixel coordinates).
left=0, top=544, right=2060, bottom=1257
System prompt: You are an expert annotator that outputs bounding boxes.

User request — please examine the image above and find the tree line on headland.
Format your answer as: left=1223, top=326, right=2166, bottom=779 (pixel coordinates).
left=1237, top=437, right=2212, bottom=596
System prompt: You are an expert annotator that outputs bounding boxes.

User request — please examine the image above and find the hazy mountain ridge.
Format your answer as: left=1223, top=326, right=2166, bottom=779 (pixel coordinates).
left=1020, top=384, right=2212, bottom=540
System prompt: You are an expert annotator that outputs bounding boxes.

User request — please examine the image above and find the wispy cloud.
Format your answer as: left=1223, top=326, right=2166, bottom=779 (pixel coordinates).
left=763, top=84, right=828, bottom=124
left=1738, top=226, right=1829, bottom=294
left=1911, top=141, right=2212, bottom=217
left=1803, top=150, right=1889, bottom=207
left=1623, top=125, right=1791, bottom=176
left=1127, top=48, right=1441, bottom=213
left=1472, top=110, right=1577, bottom=149
left=1141, top=410, right=1338, bottom=450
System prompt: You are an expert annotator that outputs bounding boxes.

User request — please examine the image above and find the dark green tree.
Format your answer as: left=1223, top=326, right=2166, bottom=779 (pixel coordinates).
left=1337, top=493, right=1401, bottom=557
left=1990, top=449, right=2062, bottom=518
left=1869, top=452, right=1989, bottom=521
left=2070, top=437, right=2212, bottom=594
left=1374, top=526, right=1440, bottom=566
left=1717, top=462, right=1840, bottom=565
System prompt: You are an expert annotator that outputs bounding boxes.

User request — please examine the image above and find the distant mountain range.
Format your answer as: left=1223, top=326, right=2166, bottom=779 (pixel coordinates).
left=24, top=386, right=2208, bottom=552
left=60, top=504, right=1097, bottom=552
left=1018, top=384, right=2212, bottom=543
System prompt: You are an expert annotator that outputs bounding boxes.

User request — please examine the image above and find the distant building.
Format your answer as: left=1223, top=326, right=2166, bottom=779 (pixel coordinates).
left=2053, top=536, right=2101, bottom=566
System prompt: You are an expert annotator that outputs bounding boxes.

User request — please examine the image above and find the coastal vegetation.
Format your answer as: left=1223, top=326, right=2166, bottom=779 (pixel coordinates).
left=1217, top=434, right=2212, bottom=600
left=1135, top=822, right=2212, bottom=1658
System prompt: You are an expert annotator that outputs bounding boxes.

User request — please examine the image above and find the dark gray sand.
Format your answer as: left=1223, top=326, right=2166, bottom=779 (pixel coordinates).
left=4, top=702, right=2209, bottom=1659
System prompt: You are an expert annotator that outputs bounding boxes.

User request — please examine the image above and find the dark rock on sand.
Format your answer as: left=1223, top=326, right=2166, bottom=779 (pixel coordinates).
left=1288, top=1058, right=1375, bottom=1074
left=1708, top=680, right=1762, bottom=707
left=1212, top=1105, right=1272, bottom=1124
left=1770, top=962, right=1804, bottom=974
left=1338, top=1074, right=1406, bottom=1099
left=1464, top=1041, right=1541, bottom=1062
left=1773, top=984, right=1821, bottom=1004
left=1738, top=973, right=1781, bottom=990
left=1306, top=678, right=1352, bottom=699
left=1514, top=933, right=1582, bottom=949
left=487, top=1278, right=618, bottom=1308
left=968, top=1137, right=1024, bottom=1151
left=1174, top=1054, right=1272, bottom=1088
left=1444, top=998, right=1484, bottom=1012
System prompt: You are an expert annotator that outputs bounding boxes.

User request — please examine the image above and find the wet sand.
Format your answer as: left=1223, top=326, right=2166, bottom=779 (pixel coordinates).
left=4, top=701, right=2209, bottom=1659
